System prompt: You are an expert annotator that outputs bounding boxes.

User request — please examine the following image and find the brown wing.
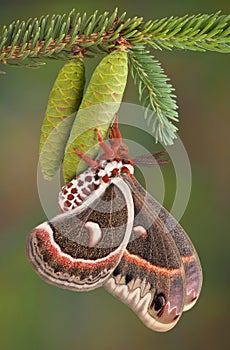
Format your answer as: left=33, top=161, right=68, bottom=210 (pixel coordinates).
left=105, top=174, right=202, bottom=332
left=26, top=178, right=134, bottom=291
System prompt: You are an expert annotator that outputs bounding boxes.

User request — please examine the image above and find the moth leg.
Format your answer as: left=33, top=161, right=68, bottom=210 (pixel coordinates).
left=109, top=114, right=122, bottom=142
left=73, top=147, right=99, bottom=167
left=95, top=128, right=115, bottom=158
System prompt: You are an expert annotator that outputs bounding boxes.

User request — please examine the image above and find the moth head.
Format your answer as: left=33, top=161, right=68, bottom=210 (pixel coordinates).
left=116, top=142, right=130, bottom=159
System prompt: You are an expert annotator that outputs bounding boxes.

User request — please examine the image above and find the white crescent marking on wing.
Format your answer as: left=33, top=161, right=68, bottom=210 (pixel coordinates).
left=85, top=221, right=102, bottom=248
left=133, top=225, right=147, bottom=237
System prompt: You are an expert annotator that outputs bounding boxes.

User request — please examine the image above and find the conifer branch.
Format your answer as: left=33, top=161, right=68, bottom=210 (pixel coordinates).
left=147, top=11, right=230, bottom=52
left=0, top=9, right=230, bottom=67
left=1, top=9, right=230, bottom=147
left=129, top=46, right=178, bottom=145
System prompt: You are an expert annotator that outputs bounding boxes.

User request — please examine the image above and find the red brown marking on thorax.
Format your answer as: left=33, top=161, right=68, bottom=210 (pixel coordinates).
left=102, top=175, right=110, bottom=183
left=121, top=166, right=134, bottom=179
left=112, top=168, right=119, bottom=176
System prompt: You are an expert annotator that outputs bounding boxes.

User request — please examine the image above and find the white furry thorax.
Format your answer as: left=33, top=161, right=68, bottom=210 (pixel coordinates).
left=58, top=159, right=134, bottom=212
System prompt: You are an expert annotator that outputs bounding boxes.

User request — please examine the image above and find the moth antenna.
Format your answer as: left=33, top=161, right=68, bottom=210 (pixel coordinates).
left=151, top=150, right=168, bottom=159
left=133, top=152, right=170, bottom=167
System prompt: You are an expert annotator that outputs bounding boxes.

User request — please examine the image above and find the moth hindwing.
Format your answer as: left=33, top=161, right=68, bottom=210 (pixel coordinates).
left=104, top=174, right=202, bottom=332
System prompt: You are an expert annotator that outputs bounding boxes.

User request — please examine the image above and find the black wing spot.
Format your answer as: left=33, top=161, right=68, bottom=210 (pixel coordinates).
left=113, top=266, right=122, bottom=277
left=125, top=273, right=133, bottom=284
left=153, top=293, right=166, bottom=311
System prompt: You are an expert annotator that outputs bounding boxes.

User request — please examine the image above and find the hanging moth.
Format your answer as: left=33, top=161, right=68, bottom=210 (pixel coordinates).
left=26, top=116, right=202, bottom=332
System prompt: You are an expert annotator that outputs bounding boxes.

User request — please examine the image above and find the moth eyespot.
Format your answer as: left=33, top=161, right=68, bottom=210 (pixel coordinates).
left=153, top=293, right=166, bottom=312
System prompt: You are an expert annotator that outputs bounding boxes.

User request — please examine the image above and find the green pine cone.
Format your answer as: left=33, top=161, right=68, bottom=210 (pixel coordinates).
left=39, top=59, right=85, bottom=180
left=63, top=49, right=128, bottom=183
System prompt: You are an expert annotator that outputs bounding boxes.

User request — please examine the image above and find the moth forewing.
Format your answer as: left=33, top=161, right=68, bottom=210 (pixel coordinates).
left=26, top=178, right=134, bottom=291
left=105, top=173, right=202, bottom=332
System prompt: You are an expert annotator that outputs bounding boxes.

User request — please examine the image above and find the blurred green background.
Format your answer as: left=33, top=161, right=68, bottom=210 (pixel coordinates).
left=0, top=0, right=229, bottom=349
